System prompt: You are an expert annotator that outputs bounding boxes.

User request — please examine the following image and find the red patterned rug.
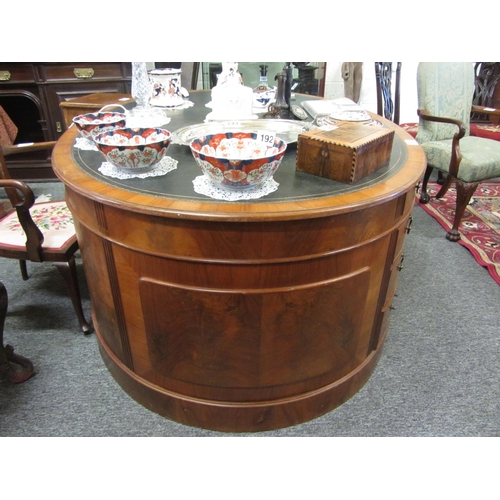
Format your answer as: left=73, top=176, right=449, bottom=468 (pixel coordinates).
left=416, top=182, right=500, bottom=285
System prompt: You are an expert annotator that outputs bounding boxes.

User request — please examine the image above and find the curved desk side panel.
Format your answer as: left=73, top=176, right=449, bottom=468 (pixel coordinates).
left=66, top=184, right=415, bottom=432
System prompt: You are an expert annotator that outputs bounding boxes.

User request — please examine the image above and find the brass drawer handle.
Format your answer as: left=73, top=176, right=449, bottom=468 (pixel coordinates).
left=406, top=215, right=413, bottom=234
left=73, top=68, right=94, bottom=79
left=397, top=254, right=405, bottom=272
left=0, top=70, right=11, bottom=81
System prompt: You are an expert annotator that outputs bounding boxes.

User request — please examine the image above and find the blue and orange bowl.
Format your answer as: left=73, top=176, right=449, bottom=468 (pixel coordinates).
left=190, top=131, right=287, bottom=189
left=93, top=127, right=172, bottom=172
left=72, top=111, right=127, bottom=140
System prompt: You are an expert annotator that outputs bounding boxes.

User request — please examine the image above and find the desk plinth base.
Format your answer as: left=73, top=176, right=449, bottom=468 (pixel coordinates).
left=65, top=182, right=416, bottom=433
left=97, top=325, right=386, bottom=433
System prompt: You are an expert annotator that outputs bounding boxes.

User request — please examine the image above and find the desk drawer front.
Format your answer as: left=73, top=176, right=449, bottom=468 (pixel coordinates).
left=41, top=63, right=129, bottom=82
left=0, top=64, right=36, bottom=84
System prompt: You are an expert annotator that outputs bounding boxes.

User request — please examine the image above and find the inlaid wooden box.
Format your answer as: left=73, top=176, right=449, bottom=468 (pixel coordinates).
left=296, top=122, right=395, bottom=184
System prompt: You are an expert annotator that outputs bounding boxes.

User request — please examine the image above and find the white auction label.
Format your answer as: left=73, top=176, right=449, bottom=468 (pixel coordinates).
left=256, top=131, right=276, bottom=145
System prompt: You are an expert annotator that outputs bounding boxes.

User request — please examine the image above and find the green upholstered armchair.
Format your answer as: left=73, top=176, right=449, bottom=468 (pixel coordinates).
left=417, top=62, right=500, bottom=241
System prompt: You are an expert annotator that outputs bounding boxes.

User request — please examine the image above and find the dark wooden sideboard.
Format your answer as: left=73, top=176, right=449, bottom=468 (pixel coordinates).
left=0, top=62, right=131, bottom=180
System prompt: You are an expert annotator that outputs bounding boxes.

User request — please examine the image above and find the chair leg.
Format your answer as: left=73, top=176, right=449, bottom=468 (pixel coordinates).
left=19, top=260, right=29, bottom=281
left=0, top=281, right=35, bottom=383
left=435, top=174, right=453, bottom=199
left=419, top=165, right=434, bottom=203
left=53, top=257, right=93, bottom=334
left=446, top=180, right=479, bottom=242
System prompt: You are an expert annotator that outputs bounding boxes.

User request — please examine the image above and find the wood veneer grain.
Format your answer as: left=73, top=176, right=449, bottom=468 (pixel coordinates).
left=53, top=107, right=426, bottom=431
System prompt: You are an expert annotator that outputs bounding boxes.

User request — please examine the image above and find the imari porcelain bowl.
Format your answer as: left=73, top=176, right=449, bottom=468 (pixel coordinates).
left=72, top=112, right=127, bottom=140
left=190, top=132, right=287, bottom=189
left=93, top=127, right=171, bottom=172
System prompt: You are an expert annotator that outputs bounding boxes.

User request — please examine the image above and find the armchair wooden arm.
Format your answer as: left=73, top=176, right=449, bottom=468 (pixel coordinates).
left=417, top=108, right=467, bottom=136
left=1, top=141, right=56, bottom=157
left=417, top=109, right=466, bottom=177
left=471, top=104, right=500, bottom=117
left=0, top=179, right=44, bottom=262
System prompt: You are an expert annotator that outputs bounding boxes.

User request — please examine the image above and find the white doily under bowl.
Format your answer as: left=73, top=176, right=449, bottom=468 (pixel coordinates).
left=192, top=175, right=279, bottom=201
left=75, top=136, right=98, bottom=151
left=98, top=156, right=178, bottom=179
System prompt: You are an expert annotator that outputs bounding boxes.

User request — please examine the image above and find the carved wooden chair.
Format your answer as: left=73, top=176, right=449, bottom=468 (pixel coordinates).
left=469, top=62, right=500, bottom=141
left=375, top=62, right=419, bottom=137
left=416, top=62, right=500, bottom=242
left=0, top=143, right=92, bottom=333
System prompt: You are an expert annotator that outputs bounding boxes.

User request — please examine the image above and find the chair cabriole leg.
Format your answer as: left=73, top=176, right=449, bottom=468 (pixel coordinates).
left=19, top=260, right=29, bottom=281
left=446, top=180, right=479, bottom=242
left=53, top=257, right=92, bottom=334
left=419, top=165, right=434, bottom=204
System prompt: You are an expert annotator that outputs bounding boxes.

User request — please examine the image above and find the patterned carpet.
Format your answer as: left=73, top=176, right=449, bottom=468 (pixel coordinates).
left=416, top=182, right=500, bottom=285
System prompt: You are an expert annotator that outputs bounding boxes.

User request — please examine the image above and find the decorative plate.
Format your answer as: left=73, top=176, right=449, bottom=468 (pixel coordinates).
left=329, top=110, right=371, bottom=122
left=172, top=119, right=316, bottom=145
left=291, top=105, right=309, bottom=120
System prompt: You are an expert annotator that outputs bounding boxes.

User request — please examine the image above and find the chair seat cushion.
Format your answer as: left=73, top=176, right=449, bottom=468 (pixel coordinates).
left=470, top=123, right=500, bottom=141
left=420, top=135, right=500, bottom=183
left=0, top=201, right=76, bottom=250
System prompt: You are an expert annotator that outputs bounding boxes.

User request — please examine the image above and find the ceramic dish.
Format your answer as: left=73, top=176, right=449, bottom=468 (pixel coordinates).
left=172, top=119, right=316, bottom=145
left=290, top=105, right=309, bottom=121
left=190, top=132, right=287, bottom=190
left=72, top=112, right=127, bottom=140
left=316, top=116, right=383, bottom=128
left=329, top=110, right=372, bottom=122
left=93, top=127, right=172, bottom=172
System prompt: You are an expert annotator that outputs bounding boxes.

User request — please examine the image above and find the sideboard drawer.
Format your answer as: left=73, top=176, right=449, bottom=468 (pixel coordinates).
left=41, top=63, right=127, bottom=82
left=1, top=62, right=132, bottom=181
left=0, top=64, right=36, bottom=84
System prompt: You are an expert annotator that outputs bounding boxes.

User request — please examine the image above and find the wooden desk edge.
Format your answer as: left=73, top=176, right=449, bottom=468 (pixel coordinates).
left=52, top=116, right=426, bottom=222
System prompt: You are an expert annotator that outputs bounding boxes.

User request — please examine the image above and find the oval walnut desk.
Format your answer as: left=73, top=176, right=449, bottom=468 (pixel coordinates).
left=52, top=97, right=426, bottom=432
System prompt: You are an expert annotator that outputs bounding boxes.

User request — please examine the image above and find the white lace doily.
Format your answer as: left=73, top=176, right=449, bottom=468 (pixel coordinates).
left=98, top=156, right=178, bottom=179
left=192, top=175, right=279, bottom=201
left=75, top=136, right=98, bottom=151
left=126, top=107, right=171, bottom=128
